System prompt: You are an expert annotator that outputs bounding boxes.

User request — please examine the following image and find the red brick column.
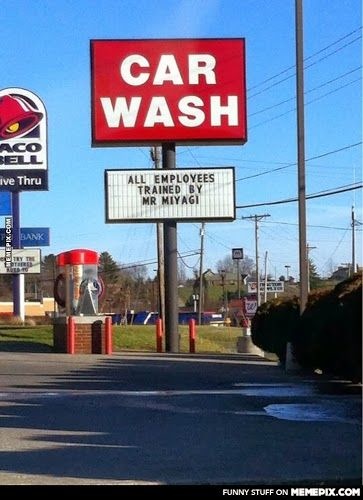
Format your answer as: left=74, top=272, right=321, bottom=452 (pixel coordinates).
left=53, top=316, right=111, bottom=354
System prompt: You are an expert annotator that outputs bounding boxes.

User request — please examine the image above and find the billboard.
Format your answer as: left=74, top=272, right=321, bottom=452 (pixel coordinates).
left=0, top=248, right=41, bottom=274
left=0, top=88, right=48, bottom=191
left=105, top=167, right=235, bottom=222
left=91, top=38, right=246, bottom=146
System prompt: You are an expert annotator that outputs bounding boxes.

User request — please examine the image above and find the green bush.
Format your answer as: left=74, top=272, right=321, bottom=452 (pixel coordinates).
left=292, top=289, right=332, bottom=370
left=251, top=297, right=300, bottom=365
left=293, top=274, right=362, bottom=382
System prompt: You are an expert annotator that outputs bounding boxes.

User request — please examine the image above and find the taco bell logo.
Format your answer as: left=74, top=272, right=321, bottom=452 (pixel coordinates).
left=0, top=88, right=47, bottom=171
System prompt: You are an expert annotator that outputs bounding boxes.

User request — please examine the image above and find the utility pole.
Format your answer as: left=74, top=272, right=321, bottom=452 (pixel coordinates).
left=263, top=250, right=268, bottom=303
left=352, top=205, right=355, bottom=274
left=150, top=147, right=165, bottom=335
left=295, top=0, right=308, bottom=313
left=198, top=223, right=205, bottom=326
left=306, top=243, right=317, bottom=293
left=285, top=0, right=307, bottom=372
left=242, top=214, right=270, bottom=307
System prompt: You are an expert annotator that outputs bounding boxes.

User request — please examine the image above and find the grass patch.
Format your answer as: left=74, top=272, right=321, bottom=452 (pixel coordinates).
left=114, top=324, right=241, bottom=353
left=0, top=325, right=53, bottom=352
left=0, top=324, right=242, bottom=354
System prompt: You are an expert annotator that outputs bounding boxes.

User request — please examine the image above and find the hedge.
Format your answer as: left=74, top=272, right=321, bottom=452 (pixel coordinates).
left=251, top=297, right=300, bottom=365
left=293, top=274, right=362, bottom=382
left=251, top=275, right=362, bottom=382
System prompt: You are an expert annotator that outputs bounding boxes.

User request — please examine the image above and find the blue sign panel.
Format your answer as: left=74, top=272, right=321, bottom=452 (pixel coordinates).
left=0, top=192, right=11, bottom=215
left=0, top=227, right=49, bottom=247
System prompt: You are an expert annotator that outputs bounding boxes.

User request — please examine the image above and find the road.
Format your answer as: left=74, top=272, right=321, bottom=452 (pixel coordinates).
left=0, top=351, right=361, bottom=485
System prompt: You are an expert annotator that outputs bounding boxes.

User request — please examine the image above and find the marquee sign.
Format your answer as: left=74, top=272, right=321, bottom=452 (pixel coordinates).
left=0, top=88, right=48, bottom=191
left=91, top=38, right=246, bottom=146
left=105, top=167, right=235, bottom=222
left=0, top=248, right=41, bottom=274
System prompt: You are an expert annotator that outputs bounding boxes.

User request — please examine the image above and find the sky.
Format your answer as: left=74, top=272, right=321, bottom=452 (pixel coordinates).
left=0, top=0, right=361, bottom=281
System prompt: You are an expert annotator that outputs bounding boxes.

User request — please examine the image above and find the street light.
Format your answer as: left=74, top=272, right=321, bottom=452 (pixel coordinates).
left=285, top=265, right=291, bottom=281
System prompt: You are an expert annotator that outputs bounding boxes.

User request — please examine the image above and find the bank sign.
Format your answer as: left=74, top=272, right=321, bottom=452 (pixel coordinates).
left=91, top=39, right=246, bottom=146
left=0, top=88, right=48, bottom=191
left=105, top=167, right=235, bottom=222
left=0, top=227, right=50, bottom=247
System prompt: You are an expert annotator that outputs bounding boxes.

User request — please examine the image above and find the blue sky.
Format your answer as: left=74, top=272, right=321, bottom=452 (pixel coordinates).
left=1, top=0, right=361, bottom=280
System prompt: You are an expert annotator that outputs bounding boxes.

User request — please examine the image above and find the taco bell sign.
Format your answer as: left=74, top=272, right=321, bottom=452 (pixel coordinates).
left=0, top=88, right=48, bottom=191
left=91, top=38, right=247, bottom=146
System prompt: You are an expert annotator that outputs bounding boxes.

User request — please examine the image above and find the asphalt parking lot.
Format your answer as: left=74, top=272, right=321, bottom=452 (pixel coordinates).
left=0, top=351, right=361, bottom=485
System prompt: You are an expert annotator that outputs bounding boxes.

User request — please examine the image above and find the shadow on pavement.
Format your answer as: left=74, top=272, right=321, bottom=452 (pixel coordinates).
left=0, top=341, right=53, bottom=353
left=0, top=352, right=361, bottom=485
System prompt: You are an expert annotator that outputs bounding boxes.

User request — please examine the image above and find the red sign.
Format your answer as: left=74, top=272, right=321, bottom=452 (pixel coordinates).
left=91, top=39, right=247, bottom=146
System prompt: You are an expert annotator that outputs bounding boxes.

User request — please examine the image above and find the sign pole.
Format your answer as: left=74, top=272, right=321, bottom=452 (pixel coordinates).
left=11, top=191, right=24, bottom=321
left=162, top=142, right=179, bottom=353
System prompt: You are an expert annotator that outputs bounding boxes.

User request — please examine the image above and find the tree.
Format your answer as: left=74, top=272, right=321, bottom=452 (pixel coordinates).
left=41, top=254, right=57, bottom=298
left=216, top=254, right=255, bottom=276
left=0, top=274, right=12, bottom=300
left=309, top=258, right=322, bottom=290
left=178, top=262, right=187, bottom=284
left=99, top=251, right=120, bottom=284
left=98, top=252, right=121, bottom=312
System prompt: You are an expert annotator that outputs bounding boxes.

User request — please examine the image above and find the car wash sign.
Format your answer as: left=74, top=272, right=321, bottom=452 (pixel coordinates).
left=91, top=39, right=246, bottom=146
left=0, top=88, right=48, bottom=191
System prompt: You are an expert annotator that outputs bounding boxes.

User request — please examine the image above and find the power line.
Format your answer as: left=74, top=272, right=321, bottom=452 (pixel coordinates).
left=236, top=141, right=362, bottom=182
left=247, top=26, right=362, bottom=92
left=263, top=221, right=353, bottom=231
left=250, top=76, right=361, bottom=129
left=236, top=183, right=362, bottom=209
left=248, top=33, right=361, bottom=99
left=118, top=250, right=200, bottom=271
left=249, top=66, right=361, bottom=118
left=177, top=250, right=200, bottom=270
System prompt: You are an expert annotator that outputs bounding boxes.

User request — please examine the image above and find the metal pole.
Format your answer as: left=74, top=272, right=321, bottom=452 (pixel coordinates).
left=237, top=259, right=241, bottom=299
left=11, top=191, right=24, bottom=321
left=162, top=142, right=179, bottom=352
left=352, top=205, right=355, bottom=274
left=198, top=223, right=205, bottom=325
left=296, top=0, right=308, bottom=314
